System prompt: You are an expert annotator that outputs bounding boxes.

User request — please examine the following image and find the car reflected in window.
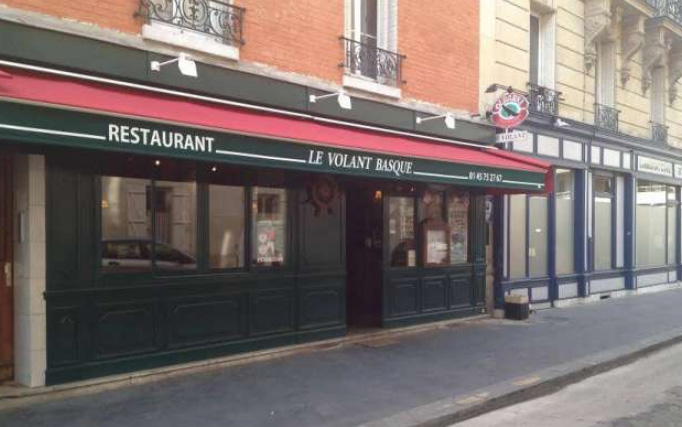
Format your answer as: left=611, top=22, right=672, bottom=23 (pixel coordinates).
left=102, top=239, right=196, bottom=273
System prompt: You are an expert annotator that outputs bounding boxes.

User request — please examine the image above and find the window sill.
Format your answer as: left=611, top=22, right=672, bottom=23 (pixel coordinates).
left=342, top=74, right=401, bottom=99
left=142, top=23, right=240, bottom=61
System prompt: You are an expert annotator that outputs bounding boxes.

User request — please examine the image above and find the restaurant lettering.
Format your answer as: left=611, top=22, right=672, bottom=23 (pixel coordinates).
left=308, top=149, right=414, bottom=177
left=108, top=124, right=214, bottom=153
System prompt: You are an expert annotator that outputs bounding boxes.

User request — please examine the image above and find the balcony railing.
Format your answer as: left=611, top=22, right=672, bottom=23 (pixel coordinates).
left=595, top=104, right=619, bottom=132
left=138, top=0, right=245, bottom=45
left=651, top=122, right=669, bottom=143
left=654, top=0, right=682, bottom=26
left=527, top=83, right=562, bottom=116
left=341, top=37, right=406, bottom=87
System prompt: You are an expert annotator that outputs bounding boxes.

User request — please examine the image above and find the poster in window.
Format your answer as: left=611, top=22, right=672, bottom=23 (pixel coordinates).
left=423, top=223, right=450, bottom=267
left=252, top=188, right=287, bottom=266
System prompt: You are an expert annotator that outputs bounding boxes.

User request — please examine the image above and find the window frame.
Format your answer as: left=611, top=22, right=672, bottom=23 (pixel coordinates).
left=97, top=163, right=294, bottom=281
left=505, top=193, right=550, bottom=280
left=384, top=189, right=472, bottom=269
left=553, top=168, right=576, bottom=276
left=591, top=172, right=616, bottom=272
left=635, top=180, right=678, bottom=268
left=666, top=186, right=678, bottom=266
left=385, top=191, right=419, bottom=269
left=206, top=184, right=250, bottom=273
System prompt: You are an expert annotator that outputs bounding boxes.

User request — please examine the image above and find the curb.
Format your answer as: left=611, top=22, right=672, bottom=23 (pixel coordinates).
left=360, top=329, right=682, bottom=427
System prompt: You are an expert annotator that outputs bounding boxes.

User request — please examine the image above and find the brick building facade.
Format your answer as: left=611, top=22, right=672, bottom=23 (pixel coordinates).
left=0, top=0, right=547, bottom=388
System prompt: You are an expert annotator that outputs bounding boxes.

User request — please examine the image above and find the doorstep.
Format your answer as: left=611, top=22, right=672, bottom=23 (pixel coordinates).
left=0, top=314, right=488, bottom=407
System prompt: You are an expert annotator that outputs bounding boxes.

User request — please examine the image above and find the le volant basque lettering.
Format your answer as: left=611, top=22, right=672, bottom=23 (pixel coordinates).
left=308, top=149, right=414, bottom=177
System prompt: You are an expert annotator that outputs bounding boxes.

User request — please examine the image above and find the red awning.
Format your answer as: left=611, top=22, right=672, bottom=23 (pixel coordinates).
left=0, top=66, right=550, bottom=188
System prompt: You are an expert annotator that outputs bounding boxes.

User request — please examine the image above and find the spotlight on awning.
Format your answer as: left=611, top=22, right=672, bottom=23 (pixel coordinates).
left=150, top=53, right=198, bottom=78
left=309, top=91, right=352, bottom=110
left=416, top=113, right=456, bottom=130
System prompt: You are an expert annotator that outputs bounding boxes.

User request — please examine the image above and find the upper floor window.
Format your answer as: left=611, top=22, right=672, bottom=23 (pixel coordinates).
left=595, top=41, right=619, bottom=132
left=139, top=0, right=245, bottom=60
left=650, top=67, right=668, bottom=143
left=343, top=0, right=404, bottom=92
left=528, top=12, right=559, bottom=115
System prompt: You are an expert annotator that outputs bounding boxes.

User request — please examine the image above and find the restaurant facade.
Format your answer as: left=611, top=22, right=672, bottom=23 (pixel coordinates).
left=0, top=4, right=550, bottom=386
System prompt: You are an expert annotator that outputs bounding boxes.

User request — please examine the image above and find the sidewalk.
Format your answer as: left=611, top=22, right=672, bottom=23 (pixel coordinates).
left=2, top=288, right=682, bottom=427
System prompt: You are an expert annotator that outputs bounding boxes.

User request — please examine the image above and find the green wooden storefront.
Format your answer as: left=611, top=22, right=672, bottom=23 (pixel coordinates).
left=0, top=100, right=546, bottom=385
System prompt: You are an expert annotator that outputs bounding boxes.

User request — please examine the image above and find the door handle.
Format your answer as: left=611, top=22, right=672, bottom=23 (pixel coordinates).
left=4, top=263, right=11, bottom=288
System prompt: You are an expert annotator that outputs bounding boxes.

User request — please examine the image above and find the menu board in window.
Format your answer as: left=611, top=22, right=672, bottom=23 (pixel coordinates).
left=448, top=192, right=469, bottom=264
left=423, top=223, right=450, bottom=267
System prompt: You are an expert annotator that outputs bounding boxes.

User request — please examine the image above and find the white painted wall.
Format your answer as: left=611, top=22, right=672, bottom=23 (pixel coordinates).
left=12, top=154, right=46, bottom=387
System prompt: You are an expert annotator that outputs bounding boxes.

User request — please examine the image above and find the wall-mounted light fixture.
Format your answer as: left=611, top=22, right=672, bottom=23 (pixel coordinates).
left=309, top=91, right=352, bottom=110
left=416, top=113, right=456, bottom=130
left=150, top=53, right=198, bottom=78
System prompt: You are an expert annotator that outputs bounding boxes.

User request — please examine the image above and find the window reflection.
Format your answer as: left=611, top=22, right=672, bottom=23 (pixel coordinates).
left=389, top=197, right=416, bottom=267
left=448, top=192, right=469, bottom=264
left=101, top=176, right=152, bottom=273
left=209, top=185, right=245, bottom=269
left=153, top=180, right=198, bottom=272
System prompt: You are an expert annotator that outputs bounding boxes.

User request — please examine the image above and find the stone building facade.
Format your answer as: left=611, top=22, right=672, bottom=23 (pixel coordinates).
left=481, top=0, right=682, bottom=313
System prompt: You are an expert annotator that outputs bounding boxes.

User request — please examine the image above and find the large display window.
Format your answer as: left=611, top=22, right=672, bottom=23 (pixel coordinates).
left=636, top=181, right=677, bottom=267
left=555, top=169, right=575, bottom=275
left=388, top=189, right=470, bottom=268
left=593, top=175, right=614, bottom=271
left=507, top=193, right=548, bottom=279
left=99, top=160, right=289, bottom=276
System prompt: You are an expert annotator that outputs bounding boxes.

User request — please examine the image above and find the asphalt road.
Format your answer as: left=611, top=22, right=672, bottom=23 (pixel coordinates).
left=454, top=342, right=682, bottom=427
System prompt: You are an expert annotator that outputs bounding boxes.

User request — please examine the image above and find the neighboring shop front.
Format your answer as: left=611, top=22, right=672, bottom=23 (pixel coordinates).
left=495, top=113, right=682, bottom=312
left=0, top=61, right=549, bottom=385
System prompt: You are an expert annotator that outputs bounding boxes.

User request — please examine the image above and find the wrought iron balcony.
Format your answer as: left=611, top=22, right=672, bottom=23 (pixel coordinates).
left=341, top=37, right=406, bottom=87
left=527, top=83, right=562, bottom=116
left=138, top=0, right=245, bottom=45
left=654, top=0, right=682, bottom=26
left=651, top=121, right=669, bottom=143
left=595, top=104, right=619, bottom=132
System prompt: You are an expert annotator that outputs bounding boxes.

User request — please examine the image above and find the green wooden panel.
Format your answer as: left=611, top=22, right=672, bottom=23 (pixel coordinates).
left=47, top=304, right=82, bottom=366
left=450, top=276, right=473, bottom=308
left=0, top=21, right=148, bottom=80
left=249, top=289, right=295, bottom=336
left=46, top=159, right=80, bottom=289
left=422, top=276, right=448, bottom=312
left=93, top=300, right=161, bottom=358
left=298, top=281, right=345, bottom=330
left=167, top=294, right=246, bottom=348
left=148, top=52, right=308, bottom=111
left=297, top=187, right=346, bottom=271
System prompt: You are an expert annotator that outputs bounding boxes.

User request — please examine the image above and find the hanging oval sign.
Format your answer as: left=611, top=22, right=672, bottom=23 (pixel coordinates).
left=491, top=92, right=529, bottom=129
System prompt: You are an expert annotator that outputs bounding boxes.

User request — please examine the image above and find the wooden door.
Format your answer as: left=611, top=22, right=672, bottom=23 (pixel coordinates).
left=0, top=154, right=12, bottom=381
